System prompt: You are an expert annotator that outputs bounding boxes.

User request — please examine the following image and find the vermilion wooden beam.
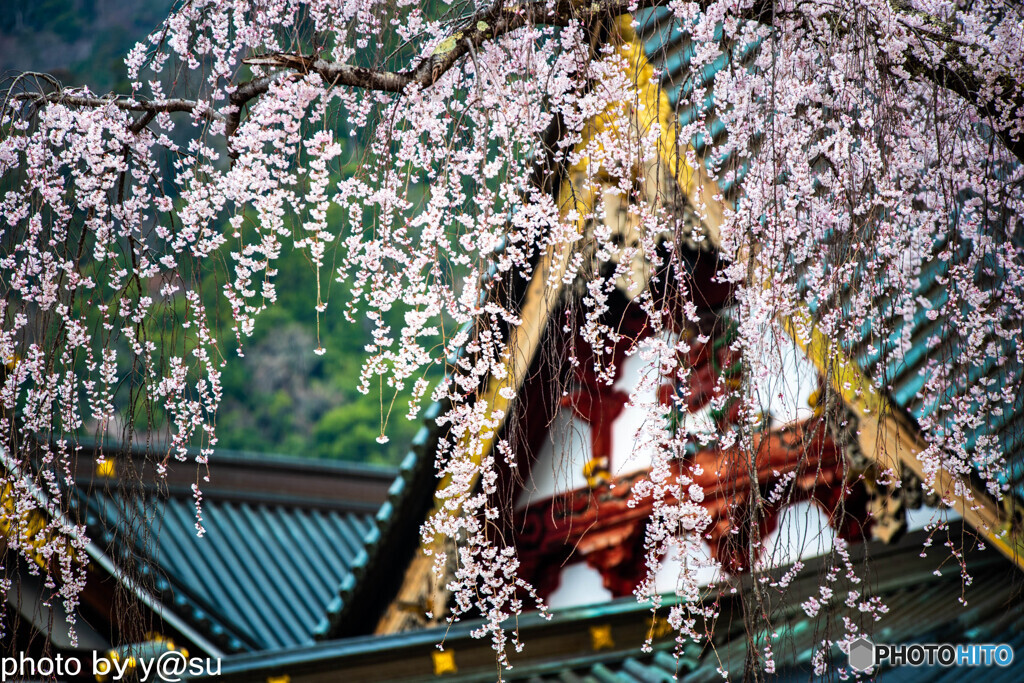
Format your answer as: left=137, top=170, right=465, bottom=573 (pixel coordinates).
left=516, top=416, right=868, bottom=596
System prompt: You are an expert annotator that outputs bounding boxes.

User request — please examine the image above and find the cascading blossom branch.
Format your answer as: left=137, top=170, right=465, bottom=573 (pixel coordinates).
left=709, top=0, right=1024, bottom=498
left=0, top=0, right=1022, bottom=671
left=701, top=0, right=1023, bottom=671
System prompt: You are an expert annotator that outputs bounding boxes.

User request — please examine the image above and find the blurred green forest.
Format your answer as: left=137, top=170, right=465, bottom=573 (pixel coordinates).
left=1, top=0, right=439, bottom=466
left=206, top=241, right=435, bottom=466
left=0, top=0, right=169, bottom=93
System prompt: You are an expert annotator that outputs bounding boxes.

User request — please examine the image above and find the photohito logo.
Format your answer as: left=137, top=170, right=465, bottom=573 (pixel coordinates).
left=847, top=637, right=1015, bottom=671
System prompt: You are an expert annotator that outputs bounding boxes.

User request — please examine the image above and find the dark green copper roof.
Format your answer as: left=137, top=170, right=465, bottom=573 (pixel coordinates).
left=70, top=449, right=398, bottom=653
left=314, top=404, right=449, bottom=640
left=201, top=522, right=1022, bottom=682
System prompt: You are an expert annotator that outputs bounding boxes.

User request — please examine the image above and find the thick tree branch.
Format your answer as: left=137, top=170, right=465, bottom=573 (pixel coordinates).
left=8, top=91, right=224, bottom=124
left=6, top=0, right=1019, bottom=163
left=236, top=0, right=1021, bottom=162
left=902, top=52, right=1024, bottom=163
left=227, top=0, right=651, bottom=137
left=887, top=0, right=1024, bottom=164
left=244, top=3, right=572, bottom=92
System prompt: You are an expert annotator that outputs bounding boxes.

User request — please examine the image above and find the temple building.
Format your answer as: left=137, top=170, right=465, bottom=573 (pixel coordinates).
left=3, top=6, right=1023, bottom=682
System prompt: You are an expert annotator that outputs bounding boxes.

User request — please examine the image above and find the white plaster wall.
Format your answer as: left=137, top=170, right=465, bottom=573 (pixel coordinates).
left=756, top=500, right=837, bottom=570
left=515, top=408, right=591, bottom=508
left=546, top=562, right=613, bottom=608
left=747, top=322, right=820, bottom=426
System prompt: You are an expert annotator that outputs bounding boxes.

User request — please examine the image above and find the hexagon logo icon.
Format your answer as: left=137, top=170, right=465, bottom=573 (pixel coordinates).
left=848, top=637, right=876, bottom=671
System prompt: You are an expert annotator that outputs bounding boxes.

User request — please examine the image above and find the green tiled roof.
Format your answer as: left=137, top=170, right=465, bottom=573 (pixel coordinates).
left=205, top=523, right=1023, bottom=682
left=70, top=450, right=397, bottom=653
